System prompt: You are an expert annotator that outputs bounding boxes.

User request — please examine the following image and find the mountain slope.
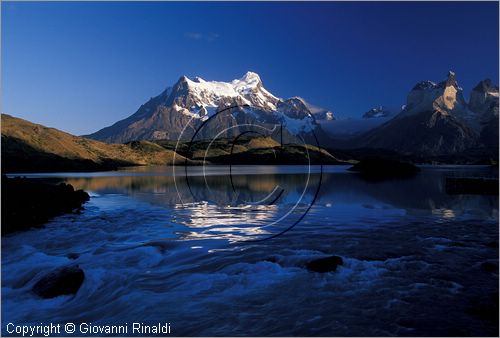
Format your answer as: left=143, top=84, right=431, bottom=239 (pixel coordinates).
left=360, top=110, right=478, bottom=155
left=1, top=114, right=186, bottom=172
left=469, top=79, right=499, bottom=148
left=293, top=97, right=335, bottom=121
left=86, top=72, right=328, bottom=145
left=320, top=106, right=400, bottom=140
left=356, top=72, right=484, bottom=156
left=362, top=105, right=401, bottom=119
left=157, top=136, right=343, bottom=165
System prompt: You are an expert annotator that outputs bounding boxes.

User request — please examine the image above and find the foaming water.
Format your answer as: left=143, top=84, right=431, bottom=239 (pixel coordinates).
left=2, top=165, right=498, bottom=336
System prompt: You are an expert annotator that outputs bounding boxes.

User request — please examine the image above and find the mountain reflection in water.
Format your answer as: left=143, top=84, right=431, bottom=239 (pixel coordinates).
left=63, top=165, right=498, bottom=231
left=2, top=165, right=498, bottom=336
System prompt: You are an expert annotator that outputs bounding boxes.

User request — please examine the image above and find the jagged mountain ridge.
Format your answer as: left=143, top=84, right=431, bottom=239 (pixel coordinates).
left=469, top=78, right=499, bottom=121
left=86, top=70, right=497, bottom=158
left=362, top=106, right=401, bottom=119
left=469, top=79, right=499, bottom=147
left=355, top=71, right=498, bottom=156
left=294, top=97, right=335, bottom=121
left=87, top=72, right=330, bottom=144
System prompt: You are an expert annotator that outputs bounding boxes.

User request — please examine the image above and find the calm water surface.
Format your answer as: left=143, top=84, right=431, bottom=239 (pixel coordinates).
left=2, top=165, right=499, bottom=336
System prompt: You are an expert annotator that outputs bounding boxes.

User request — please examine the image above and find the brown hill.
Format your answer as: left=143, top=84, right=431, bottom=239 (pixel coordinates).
left=156, top=136, right=343, bottom=165
left=1, top=114, right=186, bottom=173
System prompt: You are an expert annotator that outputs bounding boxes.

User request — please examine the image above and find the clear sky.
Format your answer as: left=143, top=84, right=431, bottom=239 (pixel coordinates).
left=2, top=1, right=499, bottom=135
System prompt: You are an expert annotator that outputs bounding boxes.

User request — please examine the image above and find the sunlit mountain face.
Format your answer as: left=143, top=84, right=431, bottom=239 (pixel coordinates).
left=353, top=72, right=499, bottom=156
left=86, top=72, right=330, bottom=146
left=1, top=1, right=499, bottom=336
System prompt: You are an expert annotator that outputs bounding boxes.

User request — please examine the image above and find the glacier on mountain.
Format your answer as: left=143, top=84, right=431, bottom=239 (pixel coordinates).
left=87, top=71, right=329, bottom=144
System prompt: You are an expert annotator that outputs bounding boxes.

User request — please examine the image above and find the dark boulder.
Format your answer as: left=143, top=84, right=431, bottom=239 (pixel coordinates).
left=32, top=265, right=85, bottom=299
left=66, top=253, right=80, bottom=260
left=465, top=292, right=499, bottom=323
left=264, top=256, right=279, bottom=264
left=486, top=241, right=498, bottom=249
left=481, top=262, right=497, bottom=273
left=348, top=158, right=420, bottom=181
left=306, top=255, right=343, bottom=273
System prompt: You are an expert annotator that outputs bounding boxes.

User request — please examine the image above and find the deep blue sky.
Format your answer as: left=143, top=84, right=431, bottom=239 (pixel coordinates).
left=2, top=1, right=499, bottom=135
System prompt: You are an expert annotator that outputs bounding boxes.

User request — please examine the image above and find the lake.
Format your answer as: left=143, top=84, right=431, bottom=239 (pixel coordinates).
left=2, top=165, right=499, bottom=336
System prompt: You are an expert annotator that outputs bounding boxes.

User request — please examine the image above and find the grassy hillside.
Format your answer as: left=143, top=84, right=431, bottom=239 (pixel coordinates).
left=1, top=114, right=186, bottom=173
left=1, top=114, right=346, bottom=172
left=156, top=136, right=345, bottom=165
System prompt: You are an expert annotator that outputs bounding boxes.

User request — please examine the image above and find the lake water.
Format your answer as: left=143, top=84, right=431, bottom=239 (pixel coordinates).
left=2, top=165, right=499, bottom=336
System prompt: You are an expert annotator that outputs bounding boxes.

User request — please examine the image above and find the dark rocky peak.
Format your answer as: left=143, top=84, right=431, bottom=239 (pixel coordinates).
left=277, top=97, right=312, bottom=119
left=441, top=70, right=459, bottom=89
left=469, top=78, right=499, bottom=120
left=472, top=78, right=499, bottom=94
left=412, top=80, right=437, bottom=91
left=362, top=106, right=396, bottom=119
left=411, top=71, right=460, bottom=92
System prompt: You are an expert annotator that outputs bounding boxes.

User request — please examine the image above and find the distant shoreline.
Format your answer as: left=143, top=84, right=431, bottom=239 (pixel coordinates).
left=4, top=163, right=498, bottom=178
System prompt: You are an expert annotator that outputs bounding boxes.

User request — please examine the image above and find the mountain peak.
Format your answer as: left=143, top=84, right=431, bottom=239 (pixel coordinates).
left=412, top=80, right=437, bottom=90
left=233, top=71, right=262, bottom=89
left=87, top=71, right=327, bottom=143
left=174, top=75, right=192, bottom=89
left=444, top=70, right=459, bottom=88
left=290, top=96, right=335, bottom=120
left=469, top=78, right=499, bottom=120
left=473, top=78, right=499, bottom=94
left=171, top=75, right=192, bottom=94
left=403, top=71, right=470, bottom=121
left=362, top=105, right=397, bottom=119
left=241, top=71, right=261, bottom=82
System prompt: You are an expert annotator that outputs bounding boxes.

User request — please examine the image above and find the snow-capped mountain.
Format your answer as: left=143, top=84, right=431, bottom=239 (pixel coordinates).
left=87, top=72, right=328, bottom=144
left=292, top=97, right=335, bottom=121
left=168, top=72, right=280, bottom=112
left=318, top=106, right=399, bottom=140
left=86, top=70, right=497, bottom=158
left=362, top=105, right=401, bottom=119
left=356, top=71, right=497, bottom=156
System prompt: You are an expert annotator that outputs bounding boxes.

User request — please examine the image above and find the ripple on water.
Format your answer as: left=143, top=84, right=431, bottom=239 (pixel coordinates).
left=2, top=167, right=498, bottom=336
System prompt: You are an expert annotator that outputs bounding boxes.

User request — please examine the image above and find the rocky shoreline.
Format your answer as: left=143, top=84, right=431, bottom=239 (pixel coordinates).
left=1, top=175, right=90, bottom=234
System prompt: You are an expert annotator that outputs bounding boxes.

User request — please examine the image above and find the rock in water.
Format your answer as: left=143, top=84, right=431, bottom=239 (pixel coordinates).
left=32, top=265, right=85, bottom=298
left=348, top=158, right=420, bottom=180
left=481, top=262, right=498, bottom=273
left=306, top=255, right=343, bottom=273
left=66, top=253, right=80, bottom=260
